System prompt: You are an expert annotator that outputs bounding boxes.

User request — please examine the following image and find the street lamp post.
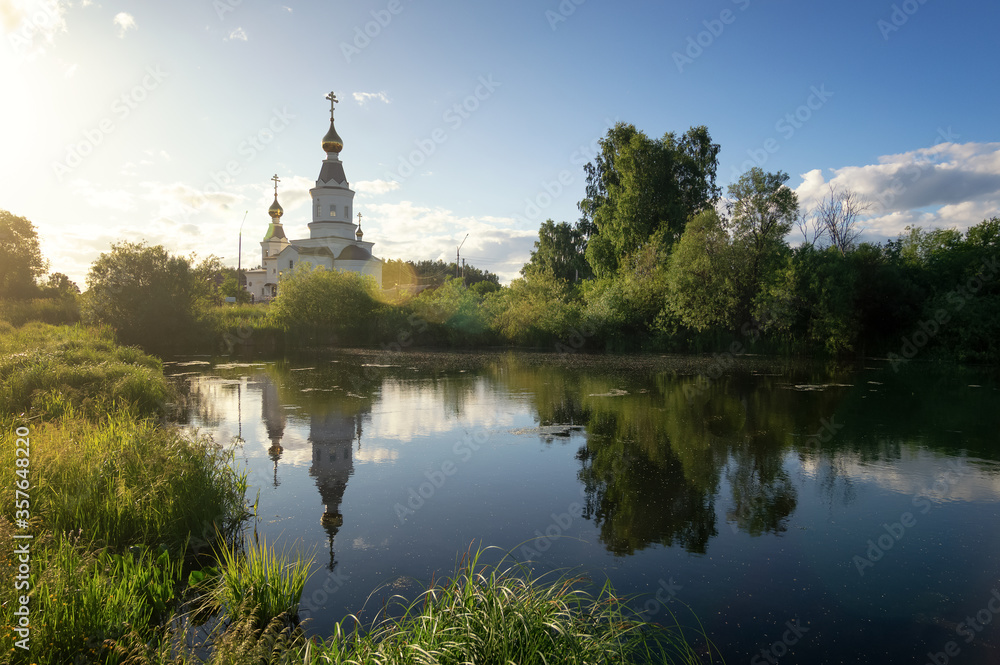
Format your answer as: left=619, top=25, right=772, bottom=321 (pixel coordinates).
left=237, top=210, right=248, bottom=299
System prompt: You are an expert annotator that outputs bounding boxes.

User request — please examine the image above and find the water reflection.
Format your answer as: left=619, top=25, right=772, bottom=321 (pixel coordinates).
left=169, top=353, right=1000, bottom=662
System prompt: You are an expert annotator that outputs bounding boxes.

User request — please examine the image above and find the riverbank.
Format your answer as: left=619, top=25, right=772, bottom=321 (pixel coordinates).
left=0, top=321, right=716, bottom=664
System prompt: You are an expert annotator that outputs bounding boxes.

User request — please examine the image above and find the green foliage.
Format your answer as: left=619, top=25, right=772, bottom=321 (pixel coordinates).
left=406, top=277, right=493, bottom=345
left=725, top=168, right=799, bottom=325
left=269, top=264, right=379, bottom=345
left=487, top=273, right=582, bottom=346
left=0, top=296, right=80, bottom=326
left=665, top=209, right=737, bottom=332
left=83, top=241, right=205, bottom=350
left=0, top=209, right=47, bottom=299
left=579, top=123, right=721, bottom=276
left=522, top=219, right=591, bottom=282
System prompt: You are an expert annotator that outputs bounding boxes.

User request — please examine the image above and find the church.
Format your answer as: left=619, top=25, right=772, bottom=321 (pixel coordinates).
left=243, top=91, right=383, bottom=302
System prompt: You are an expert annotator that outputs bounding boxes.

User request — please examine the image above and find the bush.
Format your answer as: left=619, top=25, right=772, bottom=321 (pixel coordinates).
left=269, top=265, right=380, bottom=346
left=83, top=241, right=205, bottom=350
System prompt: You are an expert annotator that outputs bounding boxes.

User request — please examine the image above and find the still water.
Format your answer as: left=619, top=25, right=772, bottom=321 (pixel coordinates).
left=167, top=350, right=1000, bottom=664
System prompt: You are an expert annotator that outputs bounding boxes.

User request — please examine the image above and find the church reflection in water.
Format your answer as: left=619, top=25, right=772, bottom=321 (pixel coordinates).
left=257, top=368, right=371, bottom=570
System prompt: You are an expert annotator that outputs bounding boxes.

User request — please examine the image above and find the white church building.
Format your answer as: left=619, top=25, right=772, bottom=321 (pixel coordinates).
left=244, top=91, right=382, bottom=302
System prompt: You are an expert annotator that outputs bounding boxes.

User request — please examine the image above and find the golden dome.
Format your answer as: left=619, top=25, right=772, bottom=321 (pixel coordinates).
left=268, top=196, right=283, bottom=219
left=322, top=119, right=344, bottom=154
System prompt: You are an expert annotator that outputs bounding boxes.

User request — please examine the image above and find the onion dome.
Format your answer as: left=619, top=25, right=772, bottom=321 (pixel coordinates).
left=322, top=119, right=344, bottom=154
left=268, top=195, right=283, bottom=220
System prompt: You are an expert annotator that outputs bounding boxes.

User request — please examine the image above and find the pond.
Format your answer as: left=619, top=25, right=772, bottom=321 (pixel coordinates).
left=167, top=350, right=1000, bottom=663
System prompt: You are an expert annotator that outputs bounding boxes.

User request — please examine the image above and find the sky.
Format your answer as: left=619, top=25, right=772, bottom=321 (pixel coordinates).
left=2, top=0, right=999, bottom=287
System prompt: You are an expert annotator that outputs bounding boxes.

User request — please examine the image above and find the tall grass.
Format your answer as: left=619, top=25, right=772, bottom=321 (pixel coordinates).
left=0, top=322, right=170, bottom=422
left=0, top=414, right=247, bottom=555
left=0, top=530, right=185, bottom=665
left=309, top=546, right=719, bottom=665
left=0, top=297, right=80, bottom=327
left=208, top=536, right=314, bottom=629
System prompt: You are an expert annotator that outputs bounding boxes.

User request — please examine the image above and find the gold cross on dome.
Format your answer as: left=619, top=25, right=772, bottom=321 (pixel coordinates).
left=326, top=91, right=339, bottom=117
left=271, top=173, right=280, bottom=197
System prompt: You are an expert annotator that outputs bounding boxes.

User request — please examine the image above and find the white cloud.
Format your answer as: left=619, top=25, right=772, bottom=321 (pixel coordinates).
left=112, top=11, right=135, bottom=38
left=355, top=179, right=401, bottom=196
left=360, top=201, right=536, bottom=282
left=225, top=26, right=246, bottom=41
left=353, top=91, right=390, bottom=106
left=794, top=141, right=1000, bottom=241
left=70, top=179, right=135, bottom=211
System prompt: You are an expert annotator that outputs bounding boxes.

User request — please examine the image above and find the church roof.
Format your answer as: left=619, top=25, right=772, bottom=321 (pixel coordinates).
left=318, top=161, right=348, bottom=186
left=296, top=246, right=337, bottom=258
left=337, top=244, right=372, bottom=261
left=263, top=222, right=286, bottom=241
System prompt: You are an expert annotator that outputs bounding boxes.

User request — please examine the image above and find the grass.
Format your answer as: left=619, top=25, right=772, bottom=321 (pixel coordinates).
left=208, top=536, right=315, bottom=629
left=0, top=414, right=248, bottom=555
left=307, top=546, right=720, bottom=665
left=0, top=322, right=254, bottom=664
left=0, top=322, right=170, bottom=422
left=0, top=297, right=80, bottom=327
left=0, top=529, right=185, bottom=665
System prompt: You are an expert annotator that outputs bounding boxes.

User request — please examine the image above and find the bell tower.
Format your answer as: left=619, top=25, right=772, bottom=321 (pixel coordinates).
left=308, top=91, right=359, bottom=241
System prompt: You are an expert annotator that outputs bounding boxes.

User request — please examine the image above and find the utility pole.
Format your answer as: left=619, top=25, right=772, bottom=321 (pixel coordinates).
left=237, top=210, right=248, bottom=296
left=456, top=233, right=468, bottom=280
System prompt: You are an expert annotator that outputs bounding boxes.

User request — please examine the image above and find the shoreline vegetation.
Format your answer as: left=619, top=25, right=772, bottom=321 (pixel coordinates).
left=0, top=322, right=718, bottom=664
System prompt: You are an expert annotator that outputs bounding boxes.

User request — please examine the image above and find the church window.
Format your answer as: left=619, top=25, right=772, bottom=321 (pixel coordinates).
left=344, top=205, right=349, bottom=218
left=289, top=260, right=294, bottom=269
left=329, top=204, right=336, bottom=217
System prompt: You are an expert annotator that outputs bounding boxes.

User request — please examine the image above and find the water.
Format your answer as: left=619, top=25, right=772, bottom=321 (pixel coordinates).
left=167, top=351, right=1000, bottom=664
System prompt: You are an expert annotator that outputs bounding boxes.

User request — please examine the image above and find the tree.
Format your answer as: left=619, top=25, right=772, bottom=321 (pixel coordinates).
left=726, top=168, right=799, bottom=325
left=810, top=185, right=872, bottom=255
left=578, top=123, right=721, bottom=276
left=521, top=220, right=590, bottom=282
left=42, top=273, right=80, bottom=297
left=0, top=210, right=48, bottom=299
left=665, top=209, right=737, bottom=331
left=84, top=241, right=202, bottom=348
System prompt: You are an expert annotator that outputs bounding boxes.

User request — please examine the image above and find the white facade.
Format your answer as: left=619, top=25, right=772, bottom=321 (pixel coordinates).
left=243, top=91, right=382, bottom=302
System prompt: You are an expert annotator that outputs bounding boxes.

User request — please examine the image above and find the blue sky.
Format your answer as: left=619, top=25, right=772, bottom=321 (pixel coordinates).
left=3, top=0, right=999, bottom=285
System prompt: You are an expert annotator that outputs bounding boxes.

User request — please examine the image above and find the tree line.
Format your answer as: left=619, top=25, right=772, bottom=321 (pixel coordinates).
left=2, top=120, right=998, bottom=361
